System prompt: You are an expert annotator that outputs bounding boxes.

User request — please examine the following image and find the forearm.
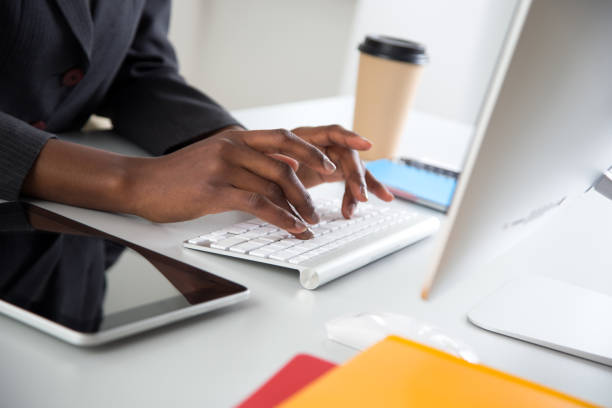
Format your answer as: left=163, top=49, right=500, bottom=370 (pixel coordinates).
left=22, top=139, right=141, bottom=215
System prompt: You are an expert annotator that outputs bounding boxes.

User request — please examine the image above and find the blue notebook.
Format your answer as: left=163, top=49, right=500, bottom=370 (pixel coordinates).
left=366, top=159, right=458, bottom=212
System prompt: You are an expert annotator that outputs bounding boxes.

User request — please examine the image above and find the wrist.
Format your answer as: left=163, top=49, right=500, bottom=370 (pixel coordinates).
left=22, top=139, right=150, bottom=217
left=120, top=156, right=152, bottom=218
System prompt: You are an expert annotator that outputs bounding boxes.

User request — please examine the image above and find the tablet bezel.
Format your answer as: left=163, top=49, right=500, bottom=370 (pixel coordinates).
left=0, top=202, right=249, bottom=346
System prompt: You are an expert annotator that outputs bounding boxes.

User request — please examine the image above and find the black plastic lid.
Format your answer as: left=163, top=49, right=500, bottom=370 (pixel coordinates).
left=358, top=35, right=428, bottom=64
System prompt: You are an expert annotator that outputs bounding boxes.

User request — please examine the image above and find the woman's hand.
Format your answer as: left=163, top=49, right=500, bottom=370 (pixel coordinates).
left=127, top=127, right=340, bottom=239
left=23, top=125, right=393, bottom=240
left=291, top=125, right=394, bottom=218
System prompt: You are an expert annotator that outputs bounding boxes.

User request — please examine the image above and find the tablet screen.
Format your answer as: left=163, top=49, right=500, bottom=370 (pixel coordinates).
left=0, top=202, right=247, bottom=335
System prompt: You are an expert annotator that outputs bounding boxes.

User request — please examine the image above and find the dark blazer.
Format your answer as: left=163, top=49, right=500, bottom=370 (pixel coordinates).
left=0, top=0, right=240, bottom=200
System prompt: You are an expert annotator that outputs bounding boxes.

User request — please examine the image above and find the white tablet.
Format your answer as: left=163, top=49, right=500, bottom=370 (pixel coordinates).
left=0, top=201, right=249, bottom=346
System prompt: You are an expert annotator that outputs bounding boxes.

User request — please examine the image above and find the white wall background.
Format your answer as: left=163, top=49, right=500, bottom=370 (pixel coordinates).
left=169, top=0, right=518, bottom=125
left=168, top=0, right=357, bottom=111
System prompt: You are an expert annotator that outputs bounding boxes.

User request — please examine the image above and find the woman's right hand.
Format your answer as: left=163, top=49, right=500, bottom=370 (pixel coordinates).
left=126, top=127, right=339, bottom=238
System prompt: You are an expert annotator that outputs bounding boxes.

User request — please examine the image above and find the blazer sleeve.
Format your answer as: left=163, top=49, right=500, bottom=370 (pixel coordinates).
left=0, top=111, right=54, bottom=200
left=97, top=0, right=242, bottom=155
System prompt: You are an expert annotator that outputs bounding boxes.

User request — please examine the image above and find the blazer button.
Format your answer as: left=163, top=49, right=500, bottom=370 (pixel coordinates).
left=62, top=68, right=85, bottom=87
left=31, top=121, right=47, bottom=130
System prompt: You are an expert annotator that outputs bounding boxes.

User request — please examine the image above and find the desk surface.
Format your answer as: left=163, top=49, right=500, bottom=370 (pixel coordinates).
left=1, top=97, right=611, bottom=408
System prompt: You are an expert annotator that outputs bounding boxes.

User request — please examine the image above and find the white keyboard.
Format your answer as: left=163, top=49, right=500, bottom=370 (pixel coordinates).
left=183, top=199, right=440, bottom=289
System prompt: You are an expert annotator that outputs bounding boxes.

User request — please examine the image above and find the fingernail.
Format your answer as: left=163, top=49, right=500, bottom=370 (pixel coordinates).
left=323, top=157, right=336, bottom=172
left=294, top=219, right=308, bottom=233
left=360, top=185, right=368, bottom=200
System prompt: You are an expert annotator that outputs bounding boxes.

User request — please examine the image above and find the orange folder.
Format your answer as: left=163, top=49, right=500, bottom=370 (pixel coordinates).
left=280, top=336, right=597, bottom=407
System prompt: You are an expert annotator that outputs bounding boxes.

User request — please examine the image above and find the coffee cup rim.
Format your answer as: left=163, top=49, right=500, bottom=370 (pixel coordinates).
left=358, top=35, right=428, bottom=64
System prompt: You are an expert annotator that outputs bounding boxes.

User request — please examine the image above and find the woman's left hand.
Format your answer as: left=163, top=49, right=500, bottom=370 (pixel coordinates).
left=290, top=125, right=394, bottom=219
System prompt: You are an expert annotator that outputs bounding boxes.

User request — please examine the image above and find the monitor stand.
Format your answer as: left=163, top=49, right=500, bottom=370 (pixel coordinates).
left=468, top=275, right=612, bottom=366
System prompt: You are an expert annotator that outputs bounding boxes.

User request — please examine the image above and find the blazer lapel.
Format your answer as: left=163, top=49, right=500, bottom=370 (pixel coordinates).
left=55, top=0, right=94, bottom=62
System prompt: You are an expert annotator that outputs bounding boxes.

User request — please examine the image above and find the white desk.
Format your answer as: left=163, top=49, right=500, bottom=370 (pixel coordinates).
left=1, top=96, right=611, bottom=407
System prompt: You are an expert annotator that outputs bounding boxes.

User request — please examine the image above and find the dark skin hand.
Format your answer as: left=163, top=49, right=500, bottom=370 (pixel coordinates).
left=23, top=124, right=393, bottom=239
left=291, top=125, right=394, bottom=219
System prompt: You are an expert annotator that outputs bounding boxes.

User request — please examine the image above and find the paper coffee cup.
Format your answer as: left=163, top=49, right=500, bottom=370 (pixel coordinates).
left=353, top=35, right=428, bottom=160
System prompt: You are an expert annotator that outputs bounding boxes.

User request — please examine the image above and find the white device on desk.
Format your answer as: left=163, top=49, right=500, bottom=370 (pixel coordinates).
left=184, top=199, right=439, bottom=289
left=423, top=0, right=612, bottom=296
left=419, top=0, right=612, bottom=365
left=0, top=202, right=249, bottom=346
left=469, top=276, right=612, bottom=366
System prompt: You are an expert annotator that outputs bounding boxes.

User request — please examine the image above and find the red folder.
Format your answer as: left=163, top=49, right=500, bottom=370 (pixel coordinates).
left=236, top=354, right=336, bottom=408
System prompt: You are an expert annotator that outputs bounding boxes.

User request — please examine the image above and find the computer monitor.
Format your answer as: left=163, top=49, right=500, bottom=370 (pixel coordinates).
left=422, top=0, right=612, bottom=299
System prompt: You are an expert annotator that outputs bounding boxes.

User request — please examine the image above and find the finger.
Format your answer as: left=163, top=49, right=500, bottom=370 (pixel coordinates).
left=365, top=168, right=394, bottom=201
left=241, top=129, right=336, bottom=175
left=227, top=169, right=313, bottom=239
left=226, top=145, right=320, bottom=224
left=327, top=147, right=368, bottom=202
left=293, top=124, right=372, bottom=151
left=267, top=153, right=299, bottom=172
left=341, top=183, right=358, bottom=219
left=223, top=187, right=312, bottom=236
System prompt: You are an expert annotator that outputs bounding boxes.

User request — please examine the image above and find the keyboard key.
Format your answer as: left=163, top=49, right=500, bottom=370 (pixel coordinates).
left=249, top=247, right=277, bottom=258
left=224, top=226, right=249, bottom=234
left=326, top=220, right=347, bottom=230
left=310, top=248, right=326, bottom=256
left=282, top=238, right=304, bottom=245
left=262, top=232, right=291, bottom=241
left=236, top=229, right=269, bottom=239
left=234, top=222, right=259, bottom=231
left=278, top=238, right=301, bottom=246
left=288, top=255, right=309, bottom=264
left=291, top=242, right=319, bottom=252
left=311, top=225, right=331, bottom=235
left=268, top=241, right=293, bottom=250
left=192, top=233, right=231, bottom=243
left=257, top=236, right=279, bottom=243
left=285, top=245, right=310, bottom=255
left=211, top=236, right=248, bottom=250
left=319, top=243, right=335, bottom=252
left=269, top=250, right=298, bottom=261
left=320, top=214, right=342, bottom=223
left=187, top=236, right=209, bottom=245
left=259, top=225, right=280, bottom=234
left=251, top=238, right=273, bottom=245
left=229, top=240, right=267, bottom=253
